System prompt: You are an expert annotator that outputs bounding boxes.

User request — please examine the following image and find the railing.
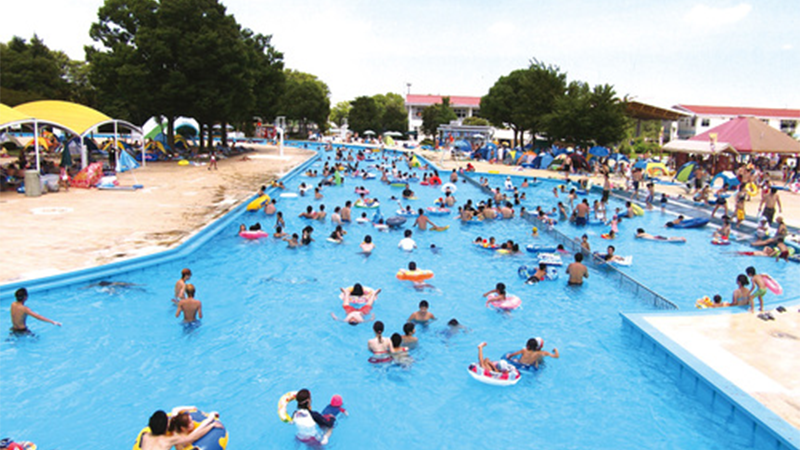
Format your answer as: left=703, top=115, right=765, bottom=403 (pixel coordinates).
left=461, top=173, right=679, bottom=310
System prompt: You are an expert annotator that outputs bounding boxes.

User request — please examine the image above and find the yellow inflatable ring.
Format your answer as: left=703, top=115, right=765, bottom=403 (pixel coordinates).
left=745, top=182, right=758, bottom=198
left=695, top=296, right=713, bottom=309
left=278, top=391, right=298, bottom=423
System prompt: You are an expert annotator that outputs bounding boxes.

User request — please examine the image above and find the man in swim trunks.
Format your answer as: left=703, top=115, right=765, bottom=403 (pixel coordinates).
left=525, top=263, right=548, bottom=284
left=264, top=199, right=277, bottom=215
left=335, top=285, right=380, bottom=325
left=10, top=288, right=61, bottom=334
left=746, top=266, right=766, bottom=312
left=408, top=300, right=436, bottom=323
left=758, top=188, right=782, bottom=225
left=414, top=209, right=439, bottom=231
left=635, top=228, right=686, bottom=243
left=174, top=268, right=192, bottom=303
left=601, top=173, right=611, bottom=203
left=575, top=199, right=589, bottom=226
left=340, top=201, right=352, bottom=222
left=566, top=253, right=589, bottom=285
left=175, top=284, right=203, bottom=323
left=505, top=337, right=560, bottom=369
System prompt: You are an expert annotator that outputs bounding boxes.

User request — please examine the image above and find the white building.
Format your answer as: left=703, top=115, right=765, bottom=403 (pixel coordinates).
left=405, top=94, right=481, bottom=135
left=674, top=105, right=800, bottom=140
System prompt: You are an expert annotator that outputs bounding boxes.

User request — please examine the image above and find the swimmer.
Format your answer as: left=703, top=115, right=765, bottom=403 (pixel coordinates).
left=635, top=228, right=686, bottom=243
left=285, top=233, right=300, bottom=248
left=746, top=266, right=767, bottom=312
left=477, top=342, right=513, bottom=373
left=566, top=253, right=589, bottom=285
left=10, top=288, right=61, bottom=334
left=525, top=263, right=548, bottom=284
left=274, top=211, right=285, bottom=229
left=264, top=199, right=277, bottom=215
left=402, top=322, right=418, bottom=348
left=360, top=235, right=375, bottom=254
left=532, top=226, right=539, bottom=238
left=138, top=410, right=221, bottom=450
left=707, top=294, right=730, bottom=308
left=390, top=333, right=412, bottom=364
left=331, top=285, right=380, bottom=325
left=505, top=337, right=560, bottom=369
left=731, top=274, right=751, bottom=308
left=301, top=226, right=314, bottom=245
left=398, top=229, right=417, bottom=252
left=292, top=389, right=336, bottom=445
left=174, top=268, right=192, bottom=303
left=666, top=215, right=684, bottom=227
left=368, top=320, right=392, bottom=355
left=329, top=225, right=346, bottom=243
left=316, top=204, right=327, bottom=221
left=331, top=206, right=343, bottom=225
left=273, top=226, right=287, bottom=239
left=299, top=205, right=317, bottom=219
left=408, top=300, right=436, bottom=323
left=82, top=280, right=144, bottom=295
left=482, top=282, right=507, bottom=302
left=414, top=209, right=441, bottom=231
left=580, top=234, right=591, bottom=252
left=175, top=284, right=202, bottom=323
left=600, top=245, right=625, bottom=263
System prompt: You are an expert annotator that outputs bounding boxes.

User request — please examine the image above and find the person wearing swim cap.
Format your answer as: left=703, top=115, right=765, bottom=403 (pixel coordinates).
left=505, top=337, right=560, bottom=369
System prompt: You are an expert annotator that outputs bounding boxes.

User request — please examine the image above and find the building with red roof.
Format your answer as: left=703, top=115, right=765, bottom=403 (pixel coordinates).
left=405, top=94, right=482, bottom=134
left=673, top=104, right=800, bottom=139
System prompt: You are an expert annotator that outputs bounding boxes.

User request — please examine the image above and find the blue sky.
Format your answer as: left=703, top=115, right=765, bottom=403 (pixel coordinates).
left=2, top=0, right=797, bottom=109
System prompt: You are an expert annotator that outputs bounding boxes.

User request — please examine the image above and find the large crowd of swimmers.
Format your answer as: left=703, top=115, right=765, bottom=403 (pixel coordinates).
left=8, top=147, right=796, bottom=447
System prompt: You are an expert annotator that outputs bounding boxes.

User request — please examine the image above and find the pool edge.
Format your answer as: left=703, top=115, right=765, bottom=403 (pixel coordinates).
left=620, top=310, right=800, bottom=450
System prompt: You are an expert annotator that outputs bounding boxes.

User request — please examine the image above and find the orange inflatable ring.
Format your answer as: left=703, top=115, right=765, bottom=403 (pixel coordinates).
left=396, top=269, right=434, bottom=282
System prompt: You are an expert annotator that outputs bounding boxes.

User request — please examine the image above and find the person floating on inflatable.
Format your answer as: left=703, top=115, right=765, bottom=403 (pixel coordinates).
left=396, top=261, right=435, bottom=290
left=635, top=228, right=686, bottom=243
left=504, top=337, right=560, bottom=370
left=134, top=409, right=223, bottom=450
left=331, top=284, right=380, bottom=325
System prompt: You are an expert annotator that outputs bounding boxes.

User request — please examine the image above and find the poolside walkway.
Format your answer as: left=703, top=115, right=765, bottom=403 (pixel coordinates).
left=0, top=144, right=314, bottom=284
left=645, top=312, right=800, bottom=430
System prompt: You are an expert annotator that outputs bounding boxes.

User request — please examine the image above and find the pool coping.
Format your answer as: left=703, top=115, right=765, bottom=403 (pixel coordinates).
left=0, top=151, right=321, bottom=298
left=621, top=308, right=800, bottom=450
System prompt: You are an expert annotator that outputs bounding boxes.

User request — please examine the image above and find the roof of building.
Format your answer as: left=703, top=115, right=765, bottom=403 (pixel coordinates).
left=626, top=101, right=688, bottom=121
left=406, top=94, right=481, bottom=107
left=674, top=105, right=800, bottom=119
left=689, top=116, right=800, bottom=154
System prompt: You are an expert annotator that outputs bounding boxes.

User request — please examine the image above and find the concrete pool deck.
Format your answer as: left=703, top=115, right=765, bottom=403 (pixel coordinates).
left=644, top=310, right=800, bottom=430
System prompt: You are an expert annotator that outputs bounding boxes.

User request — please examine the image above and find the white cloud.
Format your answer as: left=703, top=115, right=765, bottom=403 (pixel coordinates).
left=487, top=22, right=517, bottom=37
left=684, top=3, right=752, bottom=27
left=782, top=44, right=793, bottom=51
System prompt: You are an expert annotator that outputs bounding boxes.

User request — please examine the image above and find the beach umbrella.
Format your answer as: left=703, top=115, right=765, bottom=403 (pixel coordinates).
left=588, top=146, right=610, bottom=159
left=675, top=161, right=696, bottom=182
left=363, top=130, right=376, bottom=136
left=608, top=153, right=629, bottom=163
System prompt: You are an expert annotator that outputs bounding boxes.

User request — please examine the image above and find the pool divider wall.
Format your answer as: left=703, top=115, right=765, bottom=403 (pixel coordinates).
left=621, top=311, right=800, bottom=450
left=0, top=151, right=321, bottom=300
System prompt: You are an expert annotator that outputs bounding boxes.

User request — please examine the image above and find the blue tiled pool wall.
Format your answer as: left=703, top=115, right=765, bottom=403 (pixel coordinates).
left=622, top=312, right=800, bottom=450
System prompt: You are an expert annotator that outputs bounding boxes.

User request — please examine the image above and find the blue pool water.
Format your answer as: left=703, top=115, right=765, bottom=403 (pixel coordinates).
left=0, top=150, right=787, bottom=449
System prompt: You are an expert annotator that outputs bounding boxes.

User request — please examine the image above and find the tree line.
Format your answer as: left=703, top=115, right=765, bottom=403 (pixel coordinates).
left=0, top=0, right=331, bottom=149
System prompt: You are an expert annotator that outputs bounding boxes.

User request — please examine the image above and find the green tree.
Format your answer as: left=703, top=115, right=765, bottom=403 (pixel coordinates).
left=421, top=97, right=457, bottom=138
left=278, top=70, right=330, bottom=136
left=546, top=82, right=628, bottom=147
left=330, top=101, right=352, bottom=127
left=462, top=116, right=490, bottom=126
left=347, top=96, right=379, bottom=135
left=481, top=59, right=567, bottom=147
left=242, top=29, right=284, bottom=125
left=373, top=92, right=408, bottom=132
left=0, top=35, right=72, bottom=105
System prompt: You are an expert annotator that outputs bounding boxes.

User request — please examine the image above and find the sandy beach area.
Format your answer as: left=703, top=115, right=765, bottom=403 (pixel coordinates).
left=0, top=144, right=314, bottom=284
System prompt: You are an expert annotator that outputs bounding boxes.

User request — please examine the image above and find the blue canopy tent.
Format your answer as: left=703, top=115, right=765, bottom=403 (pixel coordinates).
left=533, top=153, right=553, bottom=169
left=711, top=171, right=740, bottom=188
left=633, top=159, right=652, bottom=169
left=453, top=139, right=471, bottom=153
left=478, top=142, right=497, bottom=160
left=588, top=146, right=610, bottom=160
left=608, top=153, right=629, bottom=163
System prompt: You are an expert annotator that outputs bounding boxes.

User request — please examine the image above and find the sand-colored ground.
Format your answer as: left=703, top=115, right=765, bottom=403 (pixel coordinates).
left=646, top=312, right=800, bottom=429
left=0, top=144, right=314, bottom=283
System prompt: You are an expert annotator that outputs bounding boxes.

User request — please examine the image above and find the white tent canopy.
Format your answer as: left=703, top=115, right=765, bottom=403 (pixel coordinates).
left=662, top=140, right=739, bottom=155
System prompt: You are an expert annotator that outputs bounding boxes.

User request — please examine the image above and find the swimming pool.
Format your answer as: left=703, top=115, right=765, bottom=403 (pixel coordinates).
left=0, top=150, right=782, bottom=448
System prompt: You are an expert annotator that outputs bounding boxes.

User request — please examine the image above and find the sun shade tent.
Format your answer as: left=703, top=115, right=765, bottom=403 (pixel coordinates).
left=689, top=116, right=800, bottom=155
left=662, top=139, right=739, bottom=155
left=0, top=103, right=71, bottom=171
left=12, top=100, right=144, bottom=168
